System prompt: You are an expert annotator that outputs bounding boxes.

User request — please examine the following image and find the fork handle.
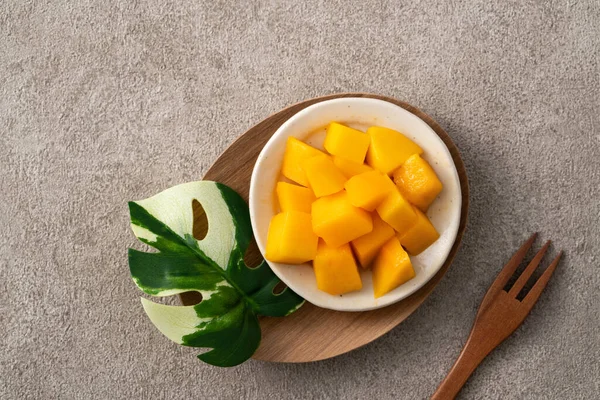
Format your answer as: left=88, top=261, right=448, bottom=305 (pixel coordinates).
left=431, top=339, right=490, bottom=400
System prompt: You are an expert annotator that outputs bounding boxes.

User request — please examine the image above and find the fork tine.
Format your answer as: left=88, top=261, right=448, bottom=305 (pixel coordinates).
left=478, top=233, right=537, bottom=311
left=522, top=251, right=562, bottom=309
left=491, top=233, right=537, bottom=291
left=508, top=240, right=550, bottom=297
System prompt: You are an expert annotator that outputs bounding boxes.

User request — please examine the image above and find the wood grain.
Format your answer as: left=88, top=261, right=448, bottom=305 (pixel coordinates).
left=180, top=93, right=470, bottom=363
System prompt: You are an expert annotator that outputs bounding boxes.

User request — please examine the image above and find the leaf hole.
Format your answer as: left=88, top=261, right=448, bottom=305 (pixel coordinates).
left=179, top=291, right=203, bottom=306
left=192, top=199, right=208, bottom=240
left=244, top=239, right=263, bottom=269
left=273, top=281, right=288, bottom=295
left=143, top=294, right=186, bottom=306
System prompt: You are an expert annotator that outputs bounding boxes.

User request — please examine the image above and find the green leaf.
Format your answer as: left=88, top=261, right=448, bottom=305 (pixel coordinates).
left=128, top=181, right=304, bottom=367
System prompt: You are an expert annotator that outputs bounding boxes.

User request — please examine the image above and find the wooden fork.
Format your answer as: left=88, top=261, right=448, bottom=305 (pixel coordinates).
left=431, top=233, right=562, bottom=400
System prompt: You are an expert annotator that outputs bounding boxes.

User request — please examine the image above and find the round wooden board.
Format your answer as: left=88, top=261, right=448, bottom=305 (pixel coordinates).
left=180, top=93, right=469, bottom=363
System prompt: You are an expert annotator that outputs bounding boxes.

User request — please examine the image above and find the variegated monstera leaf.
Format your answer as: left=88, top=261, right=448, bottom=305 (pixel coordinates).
left=128, top=181, right=304, bottom=367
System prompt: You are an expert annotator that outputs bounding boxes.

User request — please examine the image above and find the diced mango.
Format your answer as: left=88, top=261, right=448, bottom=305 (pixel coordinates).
left=345, top=170, right=394, bottom=211
left=281, top=137, right=326, bottom=187
left=376, top=187, right=417, bottom=236
left=312, top=191, right=373, bottom=247
left=366, top=126, right=423, bottom=175
left=313, top=240, right=362, bottom=295
left=276, top=181, right=315, bottom=213
left=301, top=154, right=347, bottom=197
left=265, top=211, right=318, bottom=264
left=398, top=207, right=440, bottom=255
left=351, top=213, right=395, bottom=268
left=324, top=122, right=370, bottom=164
left=393, top=154, right=443, bottom=212
left=372, top=237, right=415, bottom=298
left=333, top=156, right=373, bottom=178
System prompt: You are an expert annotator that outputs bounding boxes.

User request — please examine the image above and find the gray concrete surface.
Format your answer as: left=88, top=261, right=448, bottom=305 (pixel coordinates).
left=2, top=1, right=599, bottom=399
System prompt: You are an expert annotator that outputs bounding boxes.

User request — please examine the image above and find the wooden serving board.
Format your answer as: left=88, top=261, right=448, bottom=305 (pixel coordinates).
left=180, top=93, right=469, bottom=363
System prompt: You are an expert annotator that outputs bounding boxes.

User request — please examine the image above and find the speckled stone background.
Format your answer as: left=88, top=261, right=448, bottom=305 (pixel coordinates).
left=2, top=1, right=599, bottom=399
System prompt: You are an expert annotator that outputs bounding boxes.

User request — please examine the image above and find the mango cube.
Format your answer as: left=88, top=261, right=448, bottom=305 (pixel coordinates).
left=302, top=155, right=347, bottom=197
left=393, top=154, right=443, bottom=212
left=324, top=122, right=370, bottom=164
left=372, top=237, right=416, bottom=298
left=351, top=213, right=395, bottom=268
left=312, top=192, right=373, bottom=247
left=313, top=240, right=362, bottom=295
left=398, top=207, right=440, bottom=255
left=281, top=137, right=326, bottom=187
left=265, top=211, right=318, bottom=264
left=276, top=182, right=315, bottom=213
left=333, top=156, right=373, bottom=178
left=366, top=126, right=423, bottom=175
left=345, top=170, right=394, bottom=211
left=376, top=187, right=417, bottom=236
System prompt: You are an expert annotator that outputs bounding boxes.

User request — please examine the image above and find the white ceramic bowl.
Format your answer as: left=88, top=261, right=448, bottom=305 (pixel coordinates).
left=249, top=98, right=461, bottom=311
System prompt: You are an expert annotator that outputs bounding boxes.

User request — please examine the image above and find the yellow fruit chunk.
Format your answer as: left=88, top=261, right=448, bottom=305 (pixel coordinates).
left=313, top=240, right=362, bottom=295
left=265, top=211, right=318, bottom=264
left=372, top=237, right=415, bottom=298
left=333, top=156, right=373, bottom=178
left=398, top=207, right=440, bottom=255
left=301, top=155, right=347, bottom=198
left=376, top=187, right=417, bottom=236
left=351, top=214, right=395, bottom=268
left=345, top=170, right=394, bottom=211
left=324, top=122, right=370, bottom=164
left=276, top=181, right=315, bottom=213
left=393, top=154, right=443, bottom=212
left=366, top=126, right=423, bottom=175
left=312, top=192, right=373, bottom=247
left=281, top=137, right=326, bottom=187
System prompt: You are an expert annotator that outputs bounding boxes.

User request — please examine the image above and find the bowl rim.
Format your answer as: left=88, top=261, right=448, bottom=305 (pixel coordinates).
left=249, top=97, right=462, bottom=311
